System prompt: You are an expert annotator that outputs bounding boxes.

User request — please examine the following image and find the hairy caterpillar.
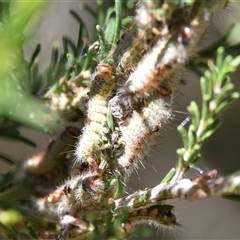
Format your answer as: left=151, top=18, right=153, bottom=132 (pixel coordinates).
left=75, top=64, right=116, bottom=168
left=128, top=204, right=178, bottom=229
left=31, top=168, right=123, bottom=239
left=34, top=172, right=105, bottom=218
left=117, top=95, right=172, bottom=171
left=113, top=3, right=159, bottom=72
left=123, top=0, right=229, bottom=97
left=114, top=205, right=178, bottom=238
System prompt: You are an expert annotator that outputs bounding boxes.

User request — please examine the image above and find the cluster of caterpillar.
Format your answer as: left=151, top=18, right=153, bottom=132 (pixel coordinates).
left=108, top=0, right=229, bottom=172
left=123, top=1, right=229, bottom=97
left=14, top=1, right=230, bottom=239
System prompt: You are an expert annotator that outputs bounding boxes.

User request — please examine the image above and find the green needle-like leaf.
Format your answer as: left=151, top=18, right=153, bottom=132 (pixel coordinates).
left=112, top=0, right=122, bottom=45
left=200, top=119, right=220, bottom=142
left=186, top=144, right=201, bottom=165
left=29, top=43, right=41, bottom=68
left=104, top=12, right=116, bottom=47
left=177, top=125, right=188, bottom=148
left=161, top=168, right=176, bottom=183
left=216, top=47, right=224, bottom=68
left=106, top=113, right=114, bottom=132
left=213, top=82, right=234, bottom=107
left=187, top=101, right=200, bottom=130
left=187, top=124, right=197, bottom=149
left=214, top=93, right=240, bottom=116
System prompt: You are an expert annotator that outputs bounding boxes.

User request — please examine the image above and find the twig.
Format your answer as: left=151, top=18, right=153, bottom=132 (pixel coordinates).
left=114, top=173, right=240, bottom=212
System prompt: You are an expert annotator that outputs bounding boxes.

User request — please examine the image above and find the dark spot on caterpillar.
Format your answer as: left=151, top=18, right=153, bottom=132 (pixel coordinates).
left=64, top=185, right=72, bottom=194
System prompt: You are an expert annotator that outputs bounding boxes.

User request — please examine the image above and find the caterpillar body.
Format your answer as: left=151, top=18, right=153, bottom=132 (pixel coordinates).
left=117, top=96, right=172, bottom=172
left=75, top=64, right=116, bottom=167
left=33, top=172, right=105, bottom=221
left=113, top=0, right=171, bottom=73
left=128, top=205, right=178, bottom=229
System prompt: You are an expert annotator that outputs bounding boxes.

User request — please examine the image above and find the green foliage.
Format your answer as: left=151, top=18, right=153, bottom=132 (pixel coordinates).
left=175, top=47, right=240, bottom=177
left=0, top=1, right=62, bottom=133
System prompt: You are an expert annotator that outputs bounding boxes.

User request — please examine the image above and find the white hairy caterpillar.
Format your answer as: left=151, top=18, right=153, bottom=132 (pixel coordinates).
left=123, top=0, right=229, bottom=97
left=117, top=95, right=172, bottom=171
left=75, top=64, right=116, bottom=167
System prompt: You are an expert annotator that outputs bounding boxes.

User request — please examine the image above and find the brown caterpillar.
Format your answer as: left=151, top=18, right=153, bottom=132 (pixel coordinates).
left=31, top=171, right=105, bottom=234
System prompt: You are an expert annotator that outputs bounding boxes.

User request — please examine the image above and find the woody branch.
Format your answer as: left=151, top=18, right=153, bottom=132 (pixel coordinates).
left=114, top=173, right=240, bottom=212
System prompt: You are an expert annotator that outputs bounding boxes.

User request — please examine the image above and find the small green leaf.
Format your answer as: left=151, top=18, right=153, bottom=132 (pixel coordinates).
left=229, top=55, right=240, bottom=68
left=29, top=43, right=41, bottom=68
left=96, top=24, right=107, bottom=59
left=187, top=124, right=196, bottom=149
left=201, top=98, right=210, bottom=122
left=104, top=12, right=116, bottom=46
left=161, top=168, right=176, bottom=183
left=176, top=148, right=185, bottom=169
left=214, top=93, right=240, bottom=116
left=177, top=124, right=188, bottom=148
left=202, top=71, right=213, bottom=99
left=213, top=82, right=234, bottom=106
left=112, top=0, right=122, bottom=45
left=106, top=112, right=114, bottom=132
left=200, top=119, right=220, bottom=141
left=114, top=177, right=124, bottom=199
left=216, top=47, right=224, bottom=67
left=187, top=101, right=200, bottom=130
left=64, top=37, right=77, bottom=57
left=66, top=53, right=75, bottom=66
left=186, top=144, right=201, bottom=165
left=122, top=16, right=134, bottom=27
left=0, top=209, right=22, bottom=226
left=49, top=43, right=60, bottom=69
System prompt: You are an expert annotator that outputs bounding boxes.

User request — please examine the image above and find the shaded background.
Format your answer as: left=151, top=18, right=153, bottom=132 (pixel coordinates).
left=0, top=1, right=240, bottom=239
